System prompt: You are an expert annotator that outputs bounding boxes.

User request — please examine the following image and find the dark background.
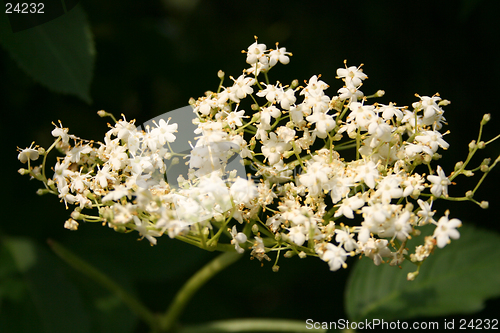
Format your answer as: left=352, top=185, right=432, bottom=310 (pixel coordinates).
left=2, top=0, right=499, bottom=332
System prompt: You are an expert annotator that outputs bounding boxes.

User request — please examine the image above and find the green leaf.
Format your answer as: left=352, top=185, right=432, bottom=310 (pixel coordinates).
left=0, top=236, right=91, bottom=333
left=0, top=5, right=95, bottom=103
left=345, top=224, right=500, bottom=322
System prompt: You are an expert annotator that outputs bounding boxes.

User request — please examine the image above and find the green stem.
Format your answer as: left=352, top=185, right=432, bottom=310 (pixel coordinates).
left=47, top=239, right=159, bottom=331
left=177, top=318, right=327, bottom=333
left=159, top=251, right=243, bottom=332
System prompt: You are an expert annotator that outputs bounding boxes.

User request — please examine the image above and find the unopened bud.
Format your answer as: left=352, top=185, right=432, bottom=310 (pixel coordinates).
left=480, top=201, right=489, bottom=209
left=481, top=113, right=491, bottom=125
left=480, top=164, right=489, bottom=172
left=454, top=161, right=463, bottom=171
left=218, top=70, right=225, bottom=79
left=478, top=141, right=485, bottom=149
left=284, top=250, right=294, bottom=258
left=18, top=168, right=28, bottom=175
left=463, top=170, right=474, bottom=177
left=188, top=97, right=196, bottom=105
left=37, top=147, right=45, bottom=155
left=97, top=110, right=107, bottom=117
left=469, top=140, right=477, bottom=150
left=251, top=223, right=259, bottom=234
left=290, top=79, right=299, bottom=89
left=36, top=188, right=50, bottom=195
left=375, top=90, right=385, bottom=97
left=298, top=251, right=307, bottom=259
left=250, top=112, right=261, bottom=122
left=407, top=271, right=419, bottom=281
left=251, top=104, right=260, bottom=111
left=171, top=157, right=180, bottom=166
left=438, top=99, right=451, bottom=106
left=71, top=211, right=81, bottom=220
left=465, top=190, right=473, bottom=198
left=272, top=265, right=280, bottom=272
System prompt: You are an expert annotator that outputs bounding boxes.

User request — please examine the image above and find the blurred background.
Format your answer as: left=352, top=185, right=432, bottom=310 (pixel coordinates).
left=1, top=0, right=499, bottom=332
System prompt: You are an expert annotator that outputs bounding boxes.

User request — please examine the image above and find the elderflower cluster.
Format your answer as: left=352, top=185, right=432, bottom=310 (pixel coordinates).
left=18, top=37, right=498, bottom=277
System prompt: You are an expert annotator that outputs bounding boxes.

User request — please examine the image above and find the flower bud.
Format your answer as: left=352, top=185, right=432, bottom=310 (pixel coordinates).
left=407, top=271, right=419, bottom=281
left=477, top=141, right=485, bottom=149
left=97, top=110, right=107, bottom=117
left=465, top=190, right=473, bottom=198
left=481, top=113, right=491, bottom=125
left=18, top=168, right=28, bottom=175
left=298, top=251, right=307, bottom=259
left=36, top=189, right=50, bottom=195
left=469, top=140, right=477, bottom=150
left=218, top=70, right=225, bottom=79
left=375, top=90, right=385, bottom=97
left=481, top=158, right=491, bottom=166
left=480, top=201, right=489, bottom=209
left=284, top=250, right=294, bottom=258
left=71, top=210, right=81, bottom=220
left=251, top=223, right=259, bottom=234
left=438, top=99, right=451, bottom=106
left=37, top=147, right=46, bottom=155
left=290, top=79, right=299, bottom=89
left=454, top=161, right=463, bottom=171
left=480, top=164, right=489, bottom=173
left=251, top=104, right=260, bottom=111
left=188, top=97, right=196, bottom=105
left=171, top=157, right=180, bottom=166
left=463, top=170, right=474, bottom=177
left=272, top=265, right=280, bottom=272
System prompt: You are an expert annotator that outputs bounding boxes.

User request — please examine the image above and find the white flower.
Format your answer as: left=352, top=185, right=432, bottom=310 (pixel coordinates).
left=427, top=165, right=451, bottom=197
left=277, top=88, right=297, bottom=110
left=334, top=195, right=365, bottom=219
left=432, top=211, right=461, bottom=248
left=246, top=40, right=267, bottom=65
left=261, top=132, right=291, bottom=165
left=257, top=83, right=282, bottom=103
left=301, top=75, right=329, bottom=97
left=306, top=111, right=335, bottom=139
left=225, top=110, right=246, bottom=129
left=337, top=85, right=364, bottom=102
left=231, top=74, right=256, bottom=101
left=230, top=178, right=258, bottom=206
left=414, top=130, right=449, bottom=153
left=151, top=119, right=177, bottom=145
left=336, top=64, right=367, bottom=87
left=133, top=216, right=161, bottom=245
left=269, top=46, right=291, bottom=66
left=288, top=225, right=307, bottom=246
left=317, top=243, right=348, bottom=271
left=18, top=143, right=39, bottom=164
left=51, top=122, right=70, bottom=144
left=361, top=238, right=392, bottom=266
left=417, top=199, right=435, bottom=225
left=354, top=160, right=379, bottom=189
left=334, top=228, right=358, bottom=251
left=229, top=225, right=247, bottom=253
